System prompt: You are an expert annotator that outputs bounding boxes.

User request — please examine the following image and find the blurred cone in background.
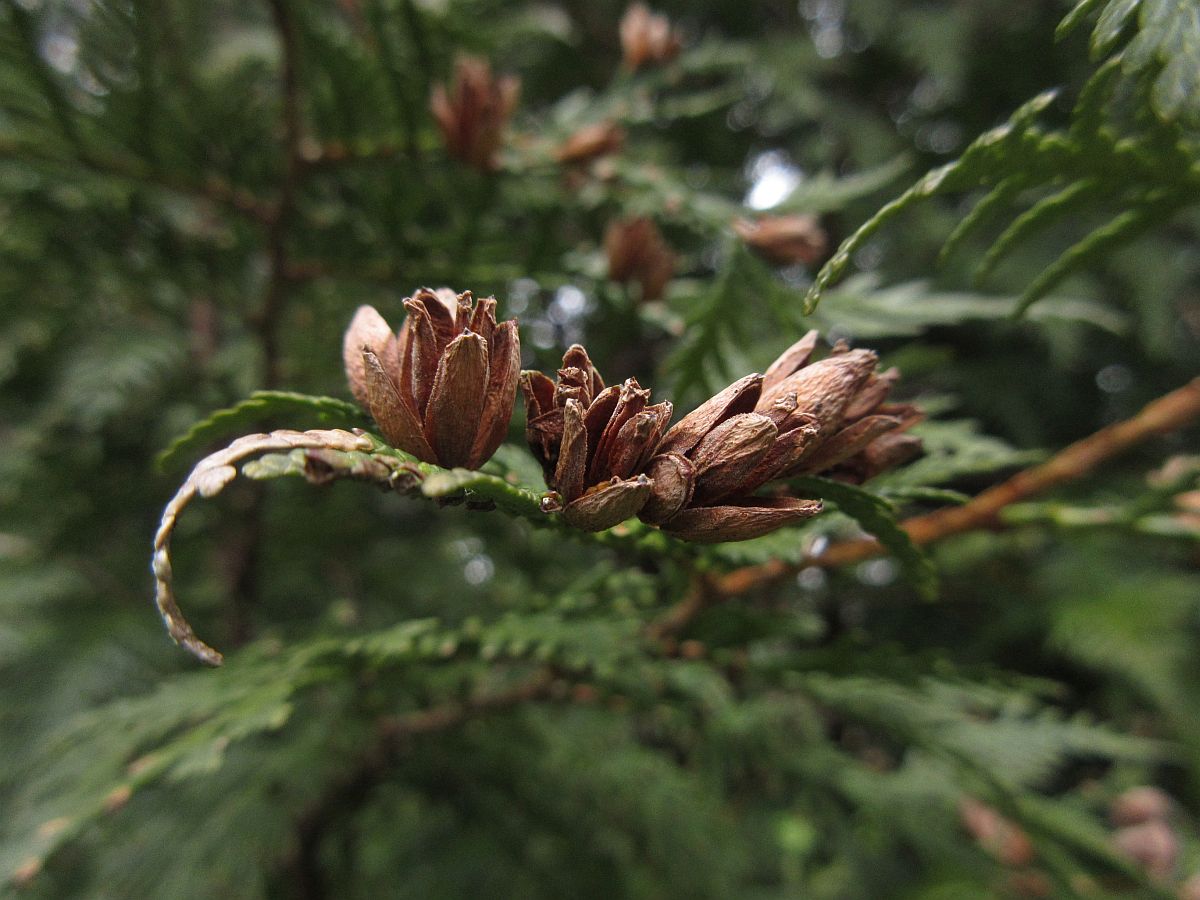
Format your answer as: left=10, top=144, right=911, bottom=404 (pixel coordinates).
left=620, top=3, right=681, bottom=71
left=605, top=217, right=675, bottom=302
left=431, top=56, right=520, bottom=171
left=555, top=121, right=626, bottom=166
left=734, top=214, right=828, bottom=267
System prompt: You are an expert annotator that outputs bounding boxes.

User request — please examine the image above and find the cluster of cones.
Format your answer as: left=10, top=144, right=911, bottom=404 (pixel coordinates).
left=427, top=5, right=830, bottom=306
left=344, top=289, right=922, bottom=543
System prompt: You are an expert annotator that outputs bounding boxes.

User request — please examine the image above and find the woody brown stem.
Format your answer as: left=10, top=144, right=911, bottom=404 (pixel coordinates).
left=652, top=377, right=1200, bottom=635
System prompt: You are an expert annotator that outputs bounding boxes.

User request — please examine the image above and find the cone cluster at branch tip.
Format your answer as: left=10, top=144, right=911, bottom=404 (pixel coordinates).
left=520, top=332, right=922, bottom=542
left=343, top=289, right=520, bottom=470
left=430, top=56, right=520, bottom=172
left=345, top=298, right=921, bottom=542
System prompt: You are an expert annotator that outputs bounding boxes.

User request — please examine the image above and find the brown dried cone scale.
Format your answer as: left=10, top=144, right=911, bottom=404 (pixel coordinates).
left=637, top=374, right=824, bottom=542
left=521, top=345, right=672, bottom=531
left=343, top=288, right=520, bottom=469
left=638, top=331, right=923, bottom=542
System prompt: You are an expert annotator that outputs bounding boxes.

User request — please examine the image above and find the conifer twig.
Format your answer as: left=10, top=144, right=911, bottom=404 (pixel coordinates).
left=152, top=430, right=375, bottom=666
left=653, top=377, right=1200, bottom=634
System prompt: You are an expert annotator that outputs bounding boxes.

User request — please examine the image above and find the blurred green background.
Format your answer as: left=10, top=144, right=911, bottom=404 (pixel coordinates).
left=1, top=0, right=1198, bottom=897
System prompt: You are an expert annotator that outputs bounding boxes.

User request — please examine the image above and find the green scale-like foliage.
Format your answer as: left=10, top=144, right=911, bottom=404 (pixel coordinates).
left=805, top=0, right=1200, bottom=317
left=2, top=0, right=1199, bottom=897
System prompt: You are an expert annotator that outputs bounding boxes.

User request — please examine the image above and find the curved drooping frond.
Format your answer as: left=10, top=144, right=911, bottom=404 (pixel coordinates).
left=806, top=0, right=1200, bottom=315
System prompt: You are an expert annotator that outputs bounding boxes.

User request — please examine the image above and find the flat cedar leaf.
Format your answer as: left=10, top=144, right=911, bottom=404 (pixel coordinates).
left=1056, top=0, right=1109, bottom=40
left=1083, top=0, right=1200, bottom=123
left=1015, top=199, right=1176, bottom=315
left=790, top=476, right=939, bottom=600
left=1089, top=0, right=1140, bottom=57
left=803, top=91, right=1059, bottom=312
left=1154, top=34, right=1200, bottom=122
left=806, top=274, right=1127, bottom=339
left=871, top=419, right=1042, bottom=488
left=158, top=391, right=365, bottom=471
left=774, top=156, right=911, bottom=215
left=875, top=486, right=971, bottom=506
left=420, top=468, right=546, bottom=518
left=973, top=179, right=1099, bottom=284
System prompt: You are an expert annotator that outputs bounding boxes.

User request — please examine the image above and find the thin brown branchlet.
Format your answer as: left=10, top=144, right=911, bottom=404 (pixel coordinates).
left=343, top=288, right=520, bottom=470
left=521, top=345, right=672, bottom=531
left=430, top=56, right=520, bottom=172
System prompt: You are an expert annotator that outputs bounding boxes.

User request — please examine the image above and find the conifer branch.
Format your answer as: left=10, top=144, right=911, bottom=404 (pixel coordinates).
left=0, top=140, right=277, bottom=224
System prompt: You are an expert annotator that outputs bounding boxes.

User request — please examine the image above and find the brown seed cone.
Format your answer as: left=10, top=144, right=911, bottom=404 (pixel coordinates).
left=521, top=345, right=671, bottom=531
left=754, top=333, right=925, bottom=483
left=430, top=56, right=520, bottom=172
left=638, top=332, right=923, bottom=542
left=1110, top=786, right=1174, bottom=827
left=342, top=289, right=520, bottom=469
left=638, top=371, right=824, bottom=541
left=619, top=3, right=682, bottom=72
left=733, top=214, right=828, bottom=267
left=1113, top=820, right=1178, bottom=882
left=605, top=217, right=675, bottom=302
left=554, top=121, right=626, bottom=166
left=959, top=797, right=1037, bottom=868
